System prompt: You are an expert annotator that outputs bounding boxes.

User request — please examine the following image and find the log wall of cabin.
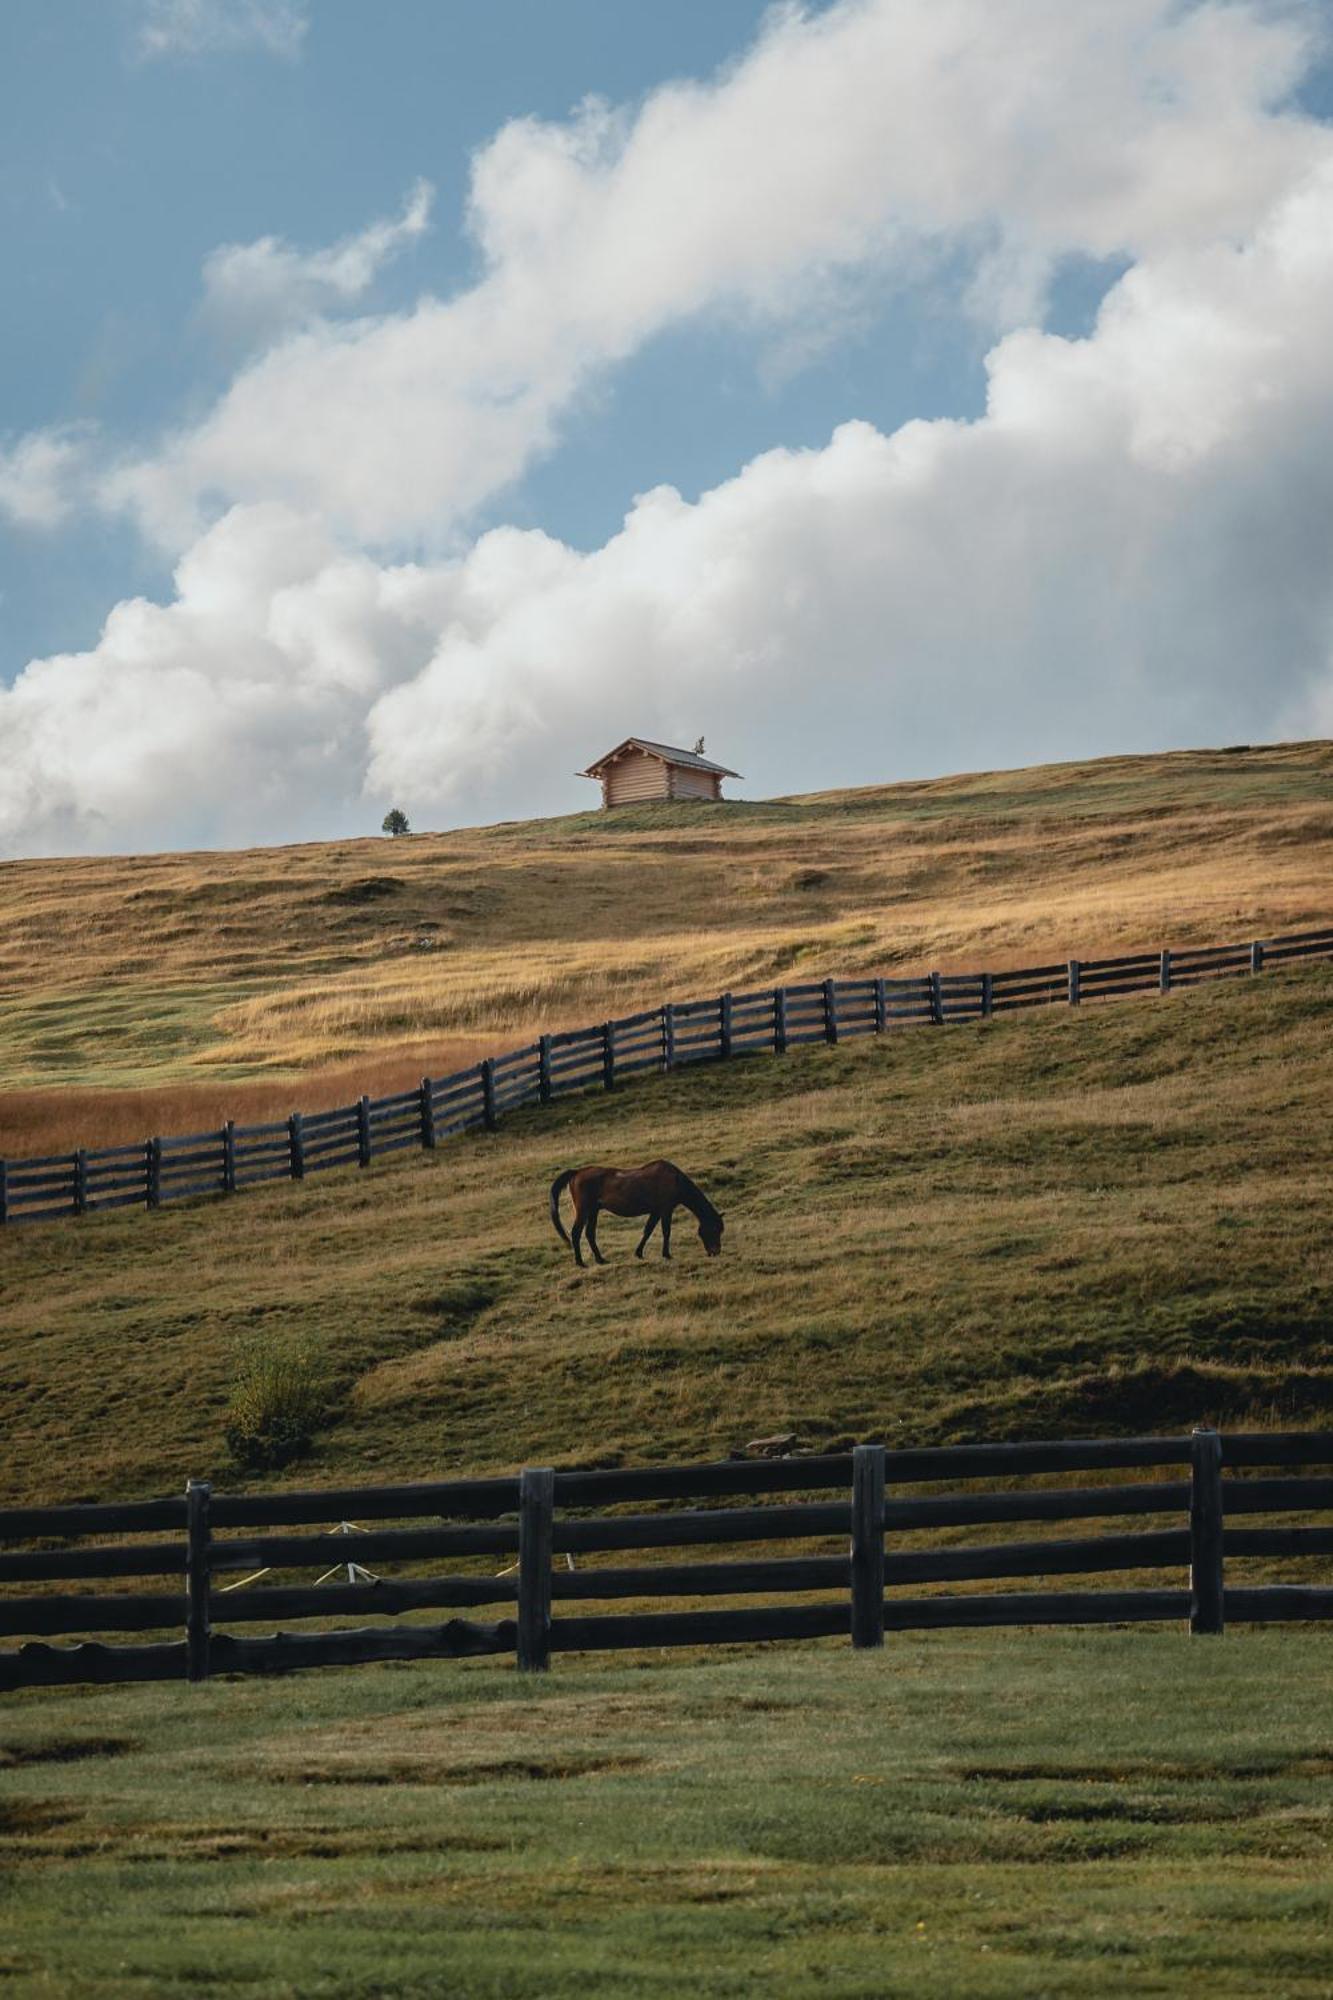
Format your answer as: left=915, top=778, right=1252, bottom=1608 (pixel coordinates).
left=604, top=750, right=672, bottom=807
left=669, top=765, right=722, bottom=802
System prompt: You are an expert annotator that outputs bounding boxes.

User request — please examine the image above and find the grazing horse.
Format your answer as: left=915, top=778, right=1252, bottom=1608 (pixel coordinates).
left=549, top=1160, right=724, bottom=1268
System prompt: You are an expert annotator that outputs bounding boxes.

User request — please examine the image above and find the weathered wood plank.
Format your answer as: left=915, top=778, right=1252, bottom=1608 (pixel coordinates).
left=850, top=1444, right=885, bottom=1648
left=185, top=1479, right=212, bottom=1681
left=518, top=1466, right=555, bottom=1671
left=884, top=1589, right=1189, bottom=1629
left=884, top=1482, right=1189, bottom=1530
left=1224, top=1586, right=1333, bottom=1621
left=1189, top=1429, right=1224, bottom=1635
left=552, top=1502, right=850, bottom=1553
left=208, top=1620, right=516, bottom=1674
left=549, top=1603, right=850, bottom=1652
left=550, top=1556, right=849, bottom=1600
left=0, top=1639, right=188, bottom=1689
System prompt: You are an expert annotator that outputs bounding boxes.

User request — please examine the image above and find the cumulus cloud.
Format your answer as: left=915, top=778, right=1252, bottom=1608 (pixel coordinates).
left=7, top=149, right=1333, bottom=854
left=200, top=181, right=434, bottom=342
left=0, top=426, right=95, bottom=529
left=107, top=0, right=1326, bottom=548
left=135, top=0, right=308, bottom=61
left=6, top=0, right=1333, bottom=854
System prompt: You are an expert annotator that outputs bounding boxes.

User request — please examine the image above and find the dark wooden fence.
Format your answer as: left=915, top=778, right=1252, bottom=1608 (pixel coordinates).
left=3, top=1431, right=1332, bottom=1689
left=4, top=924, right=1331, bottom=1229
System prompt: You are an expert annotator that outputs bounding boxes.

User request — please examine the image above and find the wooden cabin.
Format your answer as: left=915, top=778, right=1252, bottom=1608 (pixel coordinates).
left=578, top=737, right=741, bottom=809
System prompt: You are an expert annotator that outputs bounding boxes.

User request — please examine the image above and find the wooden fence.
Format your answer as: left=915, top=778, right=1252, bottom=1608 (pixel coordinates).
left=4, top=924, right=1331, bottom=1229
left=3, top=1431, right=1332, bottom=1689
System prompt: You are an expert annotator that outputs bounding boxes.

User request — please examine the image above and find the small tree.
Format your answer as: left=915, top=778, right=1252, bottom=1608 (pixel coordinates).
left=382, top=807, right=410, bottom=837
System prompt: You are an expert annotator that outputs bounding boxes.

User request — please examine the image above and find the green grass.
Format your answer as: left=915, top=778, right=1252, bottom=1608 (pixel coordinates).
left=2, top=963, right=1332, bottom=1504
left=3, top=1632, right=1333, bottom=1996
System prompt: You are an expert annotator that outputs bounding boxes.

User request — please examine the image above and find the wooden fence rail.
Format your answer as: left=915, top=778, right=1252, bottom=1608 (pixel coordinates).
left=4, top=923, right=1331, bottom=1229
left=3, top=1429, right=1333, bottom=1689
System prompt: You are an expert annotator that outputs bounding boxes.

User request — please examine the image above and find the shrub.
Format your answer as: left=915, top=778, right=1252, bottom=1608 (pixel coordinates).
left=223, top=1337, right=331, bottom=1472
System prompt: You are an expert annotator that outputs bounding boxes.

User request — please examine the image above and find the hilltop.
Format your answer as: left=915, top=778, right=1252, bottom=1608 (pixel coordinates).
left=2, top=737, right=1331, bottom=1156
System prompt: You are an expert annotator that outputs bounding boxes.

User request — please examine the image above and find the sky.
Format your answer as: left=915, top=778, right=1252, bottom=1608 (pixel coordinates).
left=2, top=0, right=1333, bottom=856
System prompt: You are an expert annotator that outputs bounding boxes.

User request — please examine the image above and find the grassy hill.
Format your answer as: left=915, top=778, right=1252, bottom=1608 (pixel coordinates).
left=2, top=960, right=1330, bottom=1506
left=2, top=737, right=1331, bottom=1156
left=5, top=749, right=1333, bottom=1996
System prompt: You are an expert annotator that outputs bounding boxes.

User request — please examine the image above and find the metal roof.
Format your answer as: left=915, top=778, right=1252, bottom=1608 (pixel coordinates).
left=579, top=736, right=742, bottom=779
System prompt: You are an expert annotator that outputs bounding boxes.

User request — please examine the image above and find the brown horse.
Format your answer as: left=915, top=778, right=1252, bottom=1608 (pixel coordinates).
left=549, top=1160, right=724, bottom=1268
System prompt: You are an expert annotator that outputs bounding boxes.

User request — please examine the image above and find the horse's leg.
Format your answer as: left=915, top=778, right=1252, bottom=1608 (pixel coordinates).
left=635, top=1214, right=658, bottom=1259
left=660, top=1207, right=673, bottom=1260
left=570, top=1216, right=586, bottom=1268
left=586, top=1204, right=608, bottom=1265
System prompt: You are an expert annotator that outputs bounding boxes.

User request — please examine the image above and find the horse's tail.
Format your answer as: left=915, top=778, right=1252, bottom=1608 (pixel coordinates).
left=549, top=1169, right=576, bottom=1244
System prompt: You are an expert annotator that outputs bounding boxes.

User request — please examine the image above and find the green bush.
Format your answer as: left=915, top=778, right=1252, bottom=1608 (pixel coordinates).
left=223, top=1337, right=330, bottom=1472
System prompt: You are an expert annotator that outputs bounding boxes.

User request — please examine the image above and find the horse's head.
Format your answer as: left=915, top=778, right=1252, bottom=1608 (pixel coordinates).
left=699, top=1210, right=724, bottom=1257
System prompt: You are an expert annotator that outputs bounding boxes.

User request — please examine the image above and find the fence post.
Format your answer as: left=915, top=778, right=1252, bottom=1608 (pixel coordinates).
left=775, top=987, right=788, bottom=1054
left=720, top=992, right=733, bottom=1060
left=1189, top=1428, right=1224, bottom=1636
left=874, top=978, right=887, bottom=1033
left=288, top=1112, right=305, bottom=1181
left=539, top=1035, right=553, bottom=1102
left=602, top=1023, right=615, bottom=1091
left=823, top=978, right=838, bottom=1045
left=420, top=1078, right=436, bottom=1150
left=0, top=1159, right=7, bottom=1227
left=1250, top=940, right=1264, bottom=975
left=517, top=1466, right=555, bottom=1672
left=221, top=1121, right=236, bottom=1195
left=1068, top=959, right=1081, bottom=1007
left=981, top=971, right=993, bottom=1018
left=850, top=1445, right=886, bottom=1650
left=357, top=1095, right=373, bottom=1166
left=73, top=1149, right=89, bottom=1217
left=185, top=1478, right=212, bottom=1683
left=1160, top=948, right=1172, bottom=995
left=480, top=1062, right=497, bottom=1131
left=147, top=1137, right=162, bottom=1210
left=929, top=971, right=944, bottom=1024
left=662, top=1004, right=676, bottom=1072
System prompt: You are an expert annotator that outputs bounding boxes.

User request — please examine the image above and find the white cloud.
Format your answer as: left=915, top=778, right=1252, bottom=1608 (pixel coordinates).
left=7, top=150, right=1333, bottom=855
left=106, top=0, right=1327, bottom=550
left=200, top=181, right=434, bottom=342
left=135, top=0, right=307, bottom=61
left=0, top=426, right=94, bottom=529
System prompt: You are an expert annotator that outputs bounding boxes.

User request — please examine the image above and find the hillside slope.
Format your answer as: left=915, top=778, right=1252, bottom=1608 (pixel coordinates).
left=2, top=963, right=1330, bottom=1506
left=2, top=739, right=1330, bottom=1157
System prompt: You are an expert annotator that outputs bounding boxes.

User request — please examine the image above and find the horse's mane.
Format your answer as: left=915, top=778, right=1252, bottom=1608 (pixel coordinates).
left=675, top=1169, right=720, bottom=1227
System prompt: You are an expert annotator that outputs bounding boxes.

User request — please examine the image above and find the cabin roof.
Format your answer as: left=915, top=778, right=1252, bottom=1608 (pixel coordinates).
left=578, top=736, right=742, bottom=779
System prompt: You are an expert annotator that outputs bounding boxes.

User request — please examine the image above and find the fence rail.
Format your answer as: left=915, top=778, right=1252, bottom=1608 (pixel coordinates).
left=3, top=1429, right=1333, bottom=1689
left=4, top=924, right=1331, bottom=1229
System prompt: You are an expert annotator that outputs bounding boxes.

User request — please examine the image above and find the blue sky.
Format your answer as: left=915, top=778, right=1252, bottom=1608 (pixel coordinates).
left=3, top=0, right=1333, bottom=853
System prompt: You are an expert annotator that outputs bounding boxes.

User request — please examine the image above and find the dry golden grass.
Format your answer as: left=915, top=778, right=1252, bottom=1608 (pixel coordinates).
left=2, top=963, right=1331, bottom=1507
left=2, top=738, right=1330, bottom=1154
left=0, top=1040, right=501, bottom=1156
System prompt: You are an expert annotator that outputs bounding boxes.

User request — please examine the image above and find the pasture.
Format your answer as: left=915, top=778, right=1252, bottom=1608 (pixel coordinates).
left=3, top=753, right=1333, bottom=1997
left=4, top=1632, right=1333, bottom=1996
left=2, top=961, right=1331, bottom=1507
left=2, top=738, right=1331, bottom=1155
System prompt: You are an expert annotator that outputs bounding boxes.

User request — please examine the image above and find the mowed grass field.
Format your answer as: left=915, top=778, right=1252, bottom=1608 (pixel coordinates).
left=4, top=1633, right=1333, bottom=1997
left=2, top=961, right=1331, bottom=1504
left=2, top=737, right=1331, bottom=1154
